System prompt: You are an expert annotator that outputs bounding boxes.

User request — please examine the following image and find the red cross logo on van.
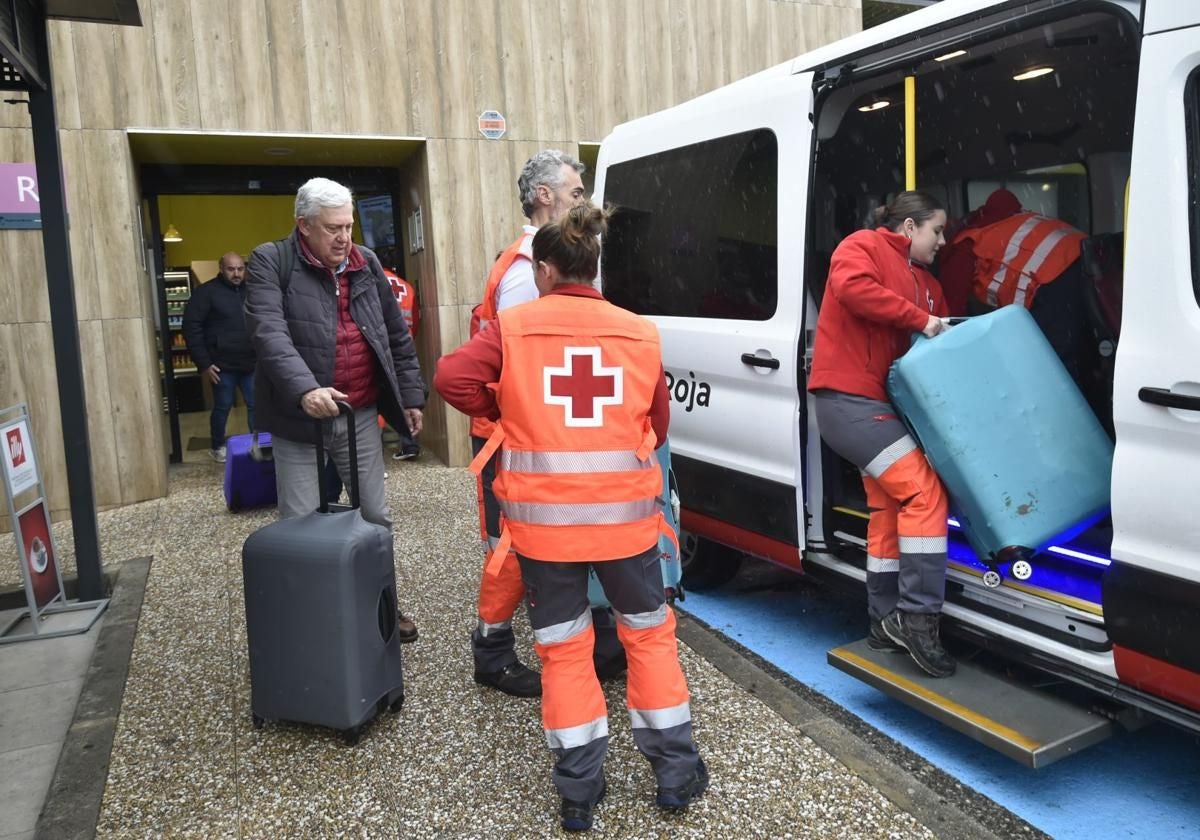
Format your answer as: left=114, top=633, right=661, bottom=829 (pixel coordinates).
left=544, top=347, right=623, bottom=427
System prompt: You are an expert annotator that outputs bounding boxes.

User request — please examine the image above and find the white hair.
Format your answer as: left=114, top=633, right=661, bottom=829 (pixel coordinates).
left=518, top=150, right=585, bottom=218
left=295, top=177, right=353, bottom=221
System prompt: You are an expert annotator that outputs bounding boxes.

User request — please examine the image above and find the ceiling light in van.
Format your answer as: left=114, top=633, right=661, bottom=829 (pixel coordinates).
left=264, top=146, right=294, bottom=156
left=934, top=50, right=966, bottom=62
left=857, top=100, right=891, bottom=113
left=1013, top=67, right=1054, bottom=81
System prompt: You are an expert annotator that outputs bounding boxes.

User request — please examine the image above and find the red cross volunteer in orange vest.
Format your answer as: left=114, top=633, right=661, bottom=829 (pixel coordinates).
left=435, top=202, right=708, bottom=832
left=962, top=203, right=1086, bottom=310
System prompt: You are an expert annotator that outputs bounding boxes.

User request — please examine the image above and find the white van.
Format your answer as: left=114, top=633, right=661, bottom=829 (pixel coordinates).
left=594, top=0, right=1200, bottom=765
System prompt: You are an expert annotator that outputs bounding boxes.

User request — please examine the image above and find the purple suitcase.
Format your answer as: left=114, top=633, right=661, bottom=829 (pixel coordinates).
left=224, top=432, right=277, bottom=511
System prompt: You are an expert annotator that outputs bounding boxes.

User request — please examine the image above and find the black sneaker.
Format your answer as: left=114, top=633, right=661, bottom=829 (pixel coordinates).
left=561, top=779, right=606, bottom=832
left=881, top=611, right=956, bottom=677
left=867, top=618, right=905, bottom=653
left=656, top=757, right=709, bottom=811
left=473, top=661, right=542, bottom=697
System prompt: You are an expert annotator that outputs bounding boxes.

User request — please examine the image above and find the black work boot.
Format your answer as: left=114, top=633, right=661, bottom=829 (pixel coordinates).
left=867, top=618, right=905, bottom=653
left=656, top=757, right=709, bottom=811
left=560, top=778, right=606, bottom=832
left=473, top=661, right=542, bottom=697
left=881, top=611, right=956, bottom=677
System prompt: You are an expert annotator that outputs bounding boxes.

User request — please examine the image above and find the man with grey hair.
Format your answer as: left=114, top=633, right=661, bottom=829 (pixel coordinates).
left=465, top=149, right=635, bottom=700
left=246, top=177, right=425, bottom=640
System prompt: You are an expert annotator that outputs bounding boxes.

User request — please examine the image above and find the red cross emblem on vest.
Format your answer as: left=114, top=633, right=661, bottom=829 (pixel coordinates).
left=544, top=346, right=623, bottom=427
left=395, top=283, right=408, bottom=303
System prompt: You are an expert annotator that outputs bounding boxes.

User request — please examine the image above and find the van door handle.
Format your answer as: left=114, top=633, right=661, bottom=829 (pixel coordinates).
left=1138, top=387, right=1200, bottom=411
left=741, top=353, right=780, bottom=370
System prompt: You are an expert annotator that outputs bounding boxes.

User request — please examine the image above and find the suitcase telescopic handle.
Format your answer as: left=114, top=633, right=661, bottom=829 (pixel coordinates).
left=314, top=401, right=361, bottom=512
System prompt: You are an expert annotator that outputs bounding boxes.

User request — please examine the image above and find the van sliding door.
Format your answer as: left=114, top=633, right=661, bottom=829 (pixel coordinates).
left=1106, top=3, right=1200, bottom=711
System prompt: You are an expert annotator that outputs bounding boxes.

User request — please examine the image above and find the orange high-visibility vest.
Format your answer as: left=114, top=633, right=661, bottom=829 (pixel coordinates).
left=485, top=294, right=664, bottom=563
left=469, top=231, right=533, bottom=439
left=971, top=212, right=1086, bottom=309
left=383, top=269, right=419, bottom=338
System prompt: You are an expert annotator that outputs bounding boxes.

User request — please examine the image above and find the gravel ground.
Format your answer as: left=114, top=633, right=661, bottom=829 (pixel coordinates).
left=4, top=457, right=939, bottom=839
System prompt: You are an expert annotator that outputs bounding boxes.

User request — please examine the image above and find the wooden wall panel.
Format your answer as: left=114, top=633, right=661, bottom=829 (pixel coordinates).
left=496, top=0, right=536, bottom=142
left=372, top=0, right=413, bottom=135
left=299, top=0, right=347, bottom=135
left=403, top=0, right=441, bottom=137
left=83, top=132, right=141, bottom=320
left=190, top=0, right=240, bottom=130
left=116, top=0, right=165, bottom=128
left=228, top=0, right=273, bottom=132
left=59, top=130, right=102, bottom=322
left=104, top=317, right=168, bottom=502
left=69, top=23, right=118, bottom=130
left=337, top=0, right=382, bottom=135
left=558, top=0, right=595, bottom=141
left=529, top=0, right=568, bottom=141
left=79, top=319, right=121, bottom=505
left=47, top=21, right=81, bottom=130
left=149, top=0, right=201, bottom=127
left=262, top=0, right=312, bottom=131
left=470, top=1, right=506, bottom=139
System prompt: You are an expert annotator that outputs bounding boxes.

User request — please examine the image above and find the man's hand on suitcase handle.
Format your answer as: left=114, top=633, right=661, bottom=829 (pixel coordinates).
left=302, top=387, right=349, bottom=419
left=922, top=315, right=953, bottom=338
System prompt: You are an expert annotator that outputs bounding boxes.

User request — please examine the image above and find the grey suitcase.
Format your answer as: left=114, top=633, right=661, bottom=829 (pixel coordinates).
left=241, top=403, right=404, bottom=744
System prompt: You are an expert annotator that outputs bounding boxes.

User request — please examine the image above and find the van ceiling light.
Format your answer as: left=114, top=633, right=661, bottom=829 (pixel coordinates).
left=934, top=49, right=966, bottom=62
left=1013, top=67, right=1054, bottom=81
left=264, top=146, right=294, bottom=156
left=857, top=100, right=891, bottom=113
left=162, top=223, right=182, bottom=243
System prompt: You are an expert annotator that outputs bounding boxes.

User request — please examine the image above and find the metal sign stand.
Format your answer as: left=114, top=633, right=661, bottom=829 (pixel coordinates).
left=0, top=403, right=107, bottom=644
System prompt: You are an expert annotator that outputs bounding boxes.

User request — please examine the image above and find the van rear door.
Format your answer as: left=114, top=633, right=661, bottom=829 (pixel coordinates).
left=596, top=70, right=814, bottom=567
left=1107, top=2, right=1200, bottom=710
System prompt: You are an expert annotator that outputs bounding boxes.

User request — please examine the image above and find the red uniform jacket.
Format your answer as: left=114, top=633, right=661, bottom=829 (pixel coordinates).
left=808, top=227, right=947, bottom=402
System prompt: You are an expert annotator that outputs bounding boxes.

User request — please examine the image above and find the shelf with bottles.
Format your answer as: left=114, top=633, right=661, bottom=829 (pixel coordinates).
left=163, top=269, right=192, bottom=307
left=169, top=348, right=198, bottom=377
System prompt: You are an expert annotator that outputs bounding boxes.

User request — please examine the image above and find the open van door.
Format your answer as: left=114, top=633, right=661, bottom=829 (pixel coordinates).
left=596, top=69, right=814, bottom=572
left=1107, top=0, right=1200, bottom=712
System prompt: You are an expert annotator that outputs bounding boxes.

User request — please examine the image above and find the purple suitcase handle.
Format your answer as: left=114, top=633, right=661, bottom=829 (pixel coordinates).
left=315, top=401, right=360, bottom=513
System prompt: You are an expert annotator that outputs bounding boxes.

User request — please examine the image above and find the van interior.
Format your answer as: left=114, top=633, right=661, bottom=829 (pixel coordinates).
left=807, top=4, right=1139, bottom=641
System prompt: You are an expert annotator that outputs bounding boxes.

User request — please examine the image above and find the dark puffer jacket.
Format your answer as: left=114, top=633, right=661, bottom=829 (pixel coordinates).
left=181, top=275, right=255, bottom=373
left=245, top=230, right=425, bottom=444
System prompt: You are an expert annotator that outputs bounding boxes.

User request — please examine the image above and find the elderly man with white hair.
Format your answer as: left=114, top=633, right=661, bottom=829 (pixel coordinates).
left=246, top=177, right=425, bottom=641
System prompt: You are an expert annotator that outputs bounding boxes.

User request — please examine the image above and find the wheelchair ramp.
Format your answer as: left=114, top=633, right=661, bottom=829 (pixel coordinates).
left=828, top=640, right=1112, bottom=768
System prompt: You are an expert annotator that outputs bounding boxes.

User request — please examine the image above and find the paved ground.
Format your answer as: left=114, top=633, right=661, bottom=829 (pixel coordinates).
left=0, top=450, right=1016, bottom=839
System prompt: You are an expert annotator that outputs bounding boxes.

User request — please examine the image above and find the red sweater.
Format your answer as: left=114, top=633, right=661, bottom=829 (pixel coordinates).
left=808, top=228, right=947, bottom=402
left=435, top=285, right=670, bottom=446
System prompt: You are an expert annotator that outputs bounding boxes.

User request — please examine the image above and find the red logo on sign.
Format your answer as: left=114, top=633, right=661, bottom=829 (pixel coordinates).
left=544, top=347, right=623, bottom=427
left=7, top=428, right=25, bottom=467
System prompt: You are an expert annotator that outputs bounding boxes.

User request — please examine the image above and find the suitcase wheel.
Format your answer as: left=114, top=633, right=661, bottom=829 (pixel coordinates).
left=389, top=694, right=405, bottom=714
left=982, top=569, right=1003, bottom=589
left=1011, top=559, right=1034, bottom=581
left=343, top=724, right=366, bottom=746
left=251, top=713, right=265, bottom=730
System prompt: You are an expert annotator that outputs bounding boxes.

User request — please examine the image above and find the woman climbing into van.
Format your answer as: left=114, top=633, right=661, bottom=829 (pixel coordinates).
left=808, top=190, right=956, bottom=678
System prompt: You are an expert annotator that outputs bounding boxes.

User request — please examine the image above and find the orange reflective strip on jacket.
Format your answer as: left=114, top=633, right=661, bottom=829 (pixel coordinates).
left=491, top=294, right=664, bottom=563
left=470, top=232, right=533, bottom=439
left=971, top=212, right=1086, bottom=309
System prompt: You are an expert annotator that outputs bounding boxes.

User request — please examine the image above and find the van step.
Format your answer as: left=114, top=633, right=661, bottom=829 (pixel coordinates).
left=827, top=639, right=1112, bottom=768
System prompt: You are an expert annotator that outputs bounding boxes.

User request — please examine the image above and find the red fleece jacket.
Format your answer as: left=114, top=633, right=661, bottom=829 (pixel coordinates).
left=808, top=227, right=947, bottom=402
left=435, top=285, right=670, bottom=446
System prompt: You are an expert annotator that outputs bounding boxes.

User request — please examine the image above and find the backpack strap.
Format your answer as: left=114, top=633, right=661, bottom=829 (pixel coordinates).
left=274, top=238, right=295, bottom=292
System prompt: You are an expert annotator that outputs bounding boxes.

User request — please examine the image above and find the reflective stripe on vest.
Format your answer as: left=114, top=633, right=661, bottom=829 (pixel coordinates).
left=502, top=497, right=658, bottom=527
left=501, top=448, right=657, bottom=474
left=976, top=213, right=1085, bottom=308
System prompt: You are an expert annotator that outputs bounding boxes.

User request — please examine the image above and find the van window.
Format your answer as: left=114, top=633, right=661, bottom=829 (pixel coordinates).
left=601, top=129, right=778, bottom=320
left=1189, top=68, right=1200, bottom=308
left=967, top=164, right=1090, bottom=233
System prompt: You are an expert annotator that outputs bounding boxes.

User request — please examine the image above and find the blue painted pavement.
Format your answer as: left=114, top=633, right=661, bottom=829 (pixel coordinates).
left=678, top=565, right=1200, bottom=840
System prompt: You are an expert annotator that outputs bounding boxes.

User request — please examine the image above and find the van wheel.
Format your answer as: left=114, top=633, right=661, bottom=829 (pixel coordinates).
left=680, top=530, right=743, bottom=591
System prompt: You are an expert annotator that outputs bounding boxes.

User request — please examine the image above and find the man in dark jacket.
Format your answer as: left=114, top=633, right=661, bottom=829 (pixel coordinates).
left=182, top=252, right=256, bottom=463
left=245, top=177, right=425, bottom=640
